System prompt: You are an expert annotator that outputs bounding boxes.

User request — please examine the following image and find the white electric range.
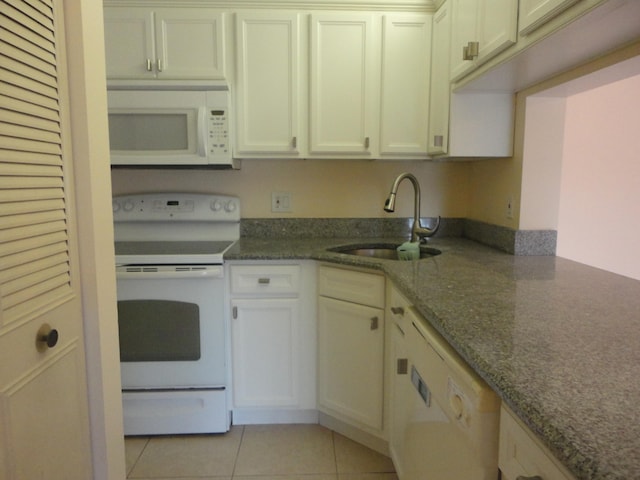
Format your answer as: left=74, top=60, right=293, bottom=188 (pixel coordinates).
left=113, top=192, right=240, bottom=435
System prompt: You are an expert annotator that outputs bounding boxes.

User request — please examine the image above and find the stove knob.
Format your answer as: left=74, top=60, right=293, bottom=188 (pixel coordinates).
left=210, top=199, right=222, bottom=212
left=112, top=201, right=121, bottom=213
left=225, top=200, right=237, bottom=213
left=122, top=200, right=135, bottom=212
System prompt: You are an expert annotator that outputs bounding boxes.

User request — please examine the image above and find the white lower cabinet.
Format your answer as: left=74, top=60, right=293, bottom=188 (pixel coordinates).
left=386, top=283, right=413, bottom=474
left=317, top=265, right=385, bottom=436
left=499, top=405, right=576, bottom=480
left=231, top=297, right=299, bottom=408
left=228, top=262, right=317, bottom=424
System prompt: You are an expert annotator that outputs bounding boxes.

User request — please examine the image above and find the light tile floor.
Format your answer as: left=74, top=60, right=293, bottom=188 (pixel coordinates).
left=125, top=424, right=398, bottom=480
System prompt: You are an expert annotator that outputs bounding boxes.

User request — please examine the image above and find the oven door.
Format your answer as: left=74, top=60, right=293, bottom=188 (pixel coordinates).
left=116, top=265, right=226, bottom=390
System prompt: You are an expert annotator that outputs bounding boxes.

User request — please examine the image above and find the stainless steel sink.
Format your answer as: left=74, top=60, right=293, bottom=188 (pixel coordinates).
left=327, top=243, right=441, bottom=260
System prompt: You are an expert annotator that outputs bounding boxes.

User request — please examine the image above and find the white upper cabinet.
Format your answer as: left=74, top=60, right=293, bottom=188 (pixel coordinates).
left=104, top=8, right=155, bottom=79
left=450, top=0, right=518, bottom=81
left=104, top=7, right=225, bottom=80
left=310, top=13, right=378, bottom=156
left=519, top=0, right=582, bottom=36
left=235, top=12, right=301, bottom=156
left=427, top=2, right=452, bottom=156
left=379, top=14, right=432, bottom=157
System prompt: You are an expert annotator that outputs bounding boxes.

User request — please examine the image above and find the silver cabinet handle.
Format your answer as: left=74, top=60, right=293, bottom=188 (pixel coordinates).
left=370, top=316, right=379, bottom=330
left=232, top=306, right=238, bottom=319
left=463, top=41, right=479, bottom=60
left=516, top=476, right=543, bottom=480
left=157, top=58, right=163, bottom=72
left=258, top=277, right=271, bottom=284
left=364, top=137, right=370, bottom=149
left=396, top=358, right=408, bottom=374
left=433, top=135, right=444, bottom=148
left=146, top=58, right=153, bottom=71
left=292, top=136, right=297, bottom=148
left=390, top=306, right=404, bottom=315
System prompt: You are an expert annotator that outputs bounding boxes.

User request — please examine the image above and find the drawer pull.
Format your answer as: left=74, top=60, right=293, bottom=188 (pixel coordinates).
left=516, top=476, right=543, bottom=480
left=390, top=306, right=405, bottom=315
left=258, top=278, right=271, bottom=284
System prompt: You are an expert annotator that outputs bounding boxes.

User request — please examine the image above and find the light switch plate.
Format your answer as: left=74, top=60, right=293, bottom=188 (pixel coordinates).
left=272, top=192, right=292, bottom=213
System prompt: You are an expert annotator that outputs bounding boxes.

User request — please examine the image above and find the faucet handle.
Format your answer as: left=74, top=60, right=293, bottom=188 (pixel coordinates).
left=418, top=216, right=441, bottom=242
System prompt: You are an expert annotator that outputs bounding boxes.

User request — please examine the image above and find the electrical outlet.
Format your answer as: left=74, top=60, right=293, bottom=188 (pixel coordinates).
left=272, top=192, right=292, bottom=213
left=506, top=196, right=514, bottom=219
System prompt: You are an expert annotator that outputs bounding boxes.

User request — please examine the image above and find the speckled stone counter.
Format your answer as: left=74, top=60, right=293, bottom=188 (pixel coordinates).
left=225, top=236, right=640, bottom=480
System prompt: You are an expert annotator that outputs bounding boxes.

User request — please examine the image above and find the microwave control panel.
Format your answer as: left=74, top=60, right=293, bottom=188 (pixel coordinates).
left=208, top=109, right=230, bottom=159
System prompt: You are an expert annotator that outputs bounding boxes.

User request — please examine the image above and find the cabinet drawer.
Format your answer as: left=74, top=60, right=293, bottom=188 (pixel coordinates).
left=318, top=265, right=385, bottom=308
left=230, top=265, right=300, bottom=295
left=499, top=405, right=575, bottom=480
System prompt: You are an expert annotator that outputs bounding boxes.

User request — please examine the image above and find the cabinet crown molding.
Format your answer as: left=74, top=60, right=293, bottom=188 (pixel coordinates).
left=103, top=0, right=437, bottom=12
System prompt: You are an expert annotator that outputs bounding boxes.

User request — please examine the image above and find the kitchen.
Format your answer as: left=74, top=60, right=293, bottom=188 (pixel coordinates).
left=1, top=0, right=640, bottom=479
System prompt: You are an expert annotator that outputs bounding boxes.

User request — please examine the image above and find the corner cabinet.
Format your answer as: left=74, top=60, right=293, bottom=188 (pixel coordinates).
left=309, top=14, right=377, bottom=156
left=429, top=0, right=514, bottom=158
left=234, top=12, right=301, bottom=156
left=228, top=262, right=317, bottom=425
left=317, top=265, right=386, bottom=435
left=103, top=7, right=226, bottom=80
left=427, top=2, right=452, bottom=156
left=449, top=0, right=518, bottom=82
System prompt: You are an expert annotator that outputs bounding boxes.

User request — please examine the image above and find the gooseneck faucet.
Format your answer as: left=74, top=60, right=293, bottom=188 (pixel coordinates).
left=384, top=172, right=440, bottom=243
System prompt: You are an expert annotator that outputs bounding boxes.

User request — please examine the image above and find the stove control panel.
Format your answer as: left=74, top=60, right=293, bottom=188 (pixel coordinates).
left=113, top=193, right=240, bottom=223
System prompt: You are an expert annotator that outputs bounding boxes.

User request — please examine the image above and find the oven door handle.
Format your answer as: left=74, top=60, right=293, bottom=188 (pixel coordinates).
left=116, top=268, right=223, bottom=280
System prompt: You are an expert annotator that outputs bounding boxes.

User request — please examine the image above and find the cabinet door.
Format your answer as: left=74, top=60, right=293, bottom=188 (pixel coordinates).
left=387, top=285, right=412, bottom=472
left=231, top=298, right=299, bottom=407
left=318, top=296, right=384, bottom=430
left=104, top=8, right=156, bottom=79
left=310, top=13, right=377, bottom=155
left=499, top=406, right=575, bottom=480
left=519, top=0, right=582, bottom=36
left=235, top=13, right=300, bottom=156
left=449, top=0, right=478, bottom=80
left=476, top=0, right=518, bottom=64
left=427, top=2, right=452, bottom=155
left=379, top=14, right=431, bottom=156
left=154, top=9, right=225, bottom=79
left=450, top=0, right=517, bottom=81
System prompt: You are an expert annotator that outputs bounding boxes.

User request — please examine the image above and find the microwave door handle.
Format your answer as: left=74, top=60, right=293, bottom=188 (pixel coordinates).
left=197, top=106, right=207, bottom=158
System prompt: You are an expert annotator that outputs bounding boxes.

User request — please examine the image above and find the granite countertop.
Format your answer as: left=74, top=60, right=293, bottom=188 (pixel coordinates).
left=225, top=236, right=640, bottom=480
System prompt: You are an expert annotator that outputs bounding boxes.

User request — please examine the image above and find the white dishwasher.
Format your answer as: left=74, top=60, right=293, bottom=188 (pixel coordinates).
left=390, top=306, right=501, bottom=480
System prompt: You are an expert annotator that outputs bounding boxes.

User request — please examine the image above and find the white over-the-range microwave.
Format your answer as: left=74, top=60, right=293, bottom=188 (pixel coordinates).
left=107, top=81, right=238, bottom=168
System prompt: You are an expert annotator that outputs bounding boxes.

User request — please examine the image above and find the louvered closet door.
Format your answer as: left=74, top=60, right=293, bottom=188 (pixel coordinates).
left=0, top=0, right=93, bottom=478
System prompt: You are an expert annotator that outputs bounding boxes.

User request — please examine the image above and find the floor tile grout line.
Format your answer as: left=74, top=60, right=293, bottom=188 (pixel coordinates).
left=230, top=424, right=245, bottom=479
left=127, top=436, right=150, bottom=479
left=331, top=430, right=339, bottom=477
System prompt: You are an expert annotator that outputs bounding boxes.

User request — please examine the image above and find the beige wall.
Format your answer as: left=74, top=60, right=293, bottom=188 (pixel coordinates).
left=466, top=43, right=640, bottom=232
left=111, top=159, right=470, bottom=219
left=557, top=73, right=640, bottom=280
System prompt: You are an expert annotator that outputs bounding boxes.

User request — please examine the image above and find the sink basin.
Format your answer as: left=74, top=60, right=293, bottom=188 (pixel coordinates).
left=328, top=243, right=441, bottom=260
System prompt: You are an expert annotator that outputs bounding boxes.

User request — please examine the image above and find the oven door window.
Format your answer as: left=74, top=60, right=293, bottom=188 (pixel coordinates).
left=118, top=299, right=200, bottom=362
